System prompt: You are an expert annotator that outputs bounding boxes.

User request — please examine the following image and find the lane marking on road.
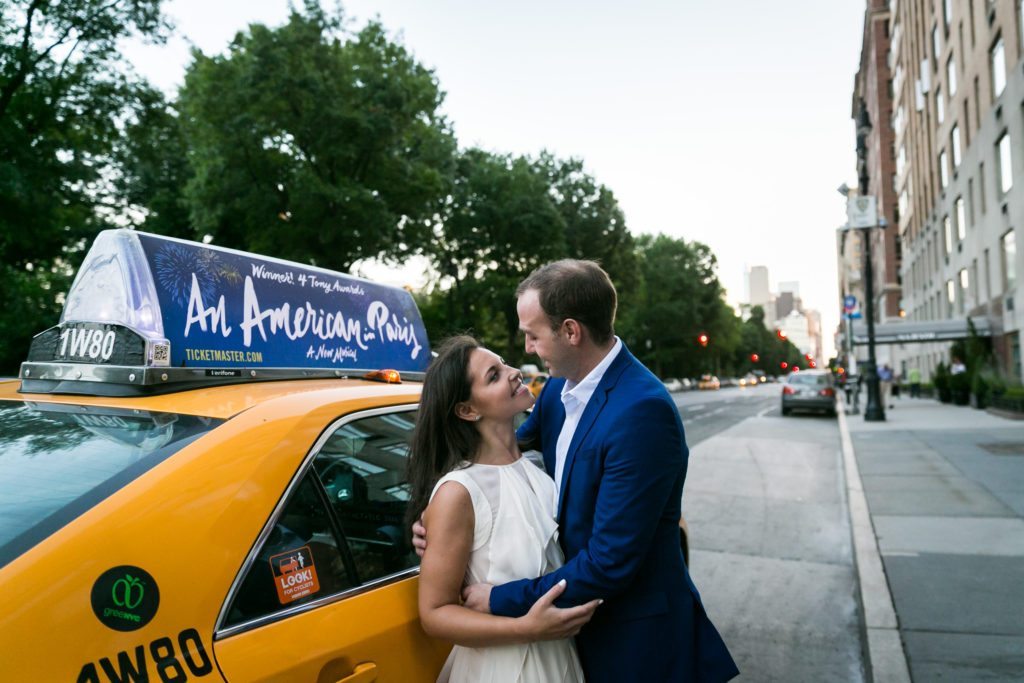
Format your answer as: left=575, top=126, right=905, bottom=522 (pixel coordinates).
left=688, top=404, right=706, bottom=411
left=755, top=406, right=775, bottom=418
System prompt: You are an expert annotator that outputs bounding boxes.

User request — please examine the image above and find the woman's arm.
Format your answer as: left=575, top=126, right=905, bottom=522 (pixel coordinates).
left=418, top=481, right=598, bottom=647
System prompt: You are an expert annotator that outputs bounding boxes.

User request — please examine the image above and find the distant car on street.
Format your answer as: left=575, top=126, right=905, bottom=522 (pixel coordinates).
left=698, top=374, right=721, bottom=390
left=739, top=373, right=759, bottom=387
left=781, top=370, right=837, bottom=416
left=662, top=377, right=684, bottom=392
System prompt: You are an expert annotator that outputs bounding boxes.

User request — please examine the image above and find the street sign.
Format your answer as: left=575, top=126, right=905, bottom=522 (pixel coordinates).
left=843, top=295, right=857, bottom=312
left=845, top=312, right=863, bottom=319
left=846, top=195, right=878, bottom=228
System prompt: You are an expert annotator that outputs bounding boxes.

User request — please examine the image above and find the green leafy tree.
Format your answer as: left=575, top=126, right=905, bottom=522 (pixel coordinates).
left=176, top=4, right=456, bottom=270
left=625, top=234, right=738, bottom=378
left=116, top=85, right=193, bottom=236
left=0, top=0, right=169, bottom=373
left=537, top=154, right=639, bottom=293
left=423, top=148, right=566, bottom=361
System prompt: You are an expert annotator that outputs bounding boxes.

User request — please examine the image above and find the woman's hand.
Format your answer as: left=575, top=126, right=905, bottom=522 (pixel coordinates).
left=517, top=579, right=601, bottom=642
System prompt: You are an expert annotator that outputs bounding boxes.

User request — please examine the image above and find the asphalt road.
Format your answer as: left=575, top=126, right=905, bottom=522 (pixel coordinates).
left=671, top=381, right=783, bottom=447
left=676, top=381, right=864, bottom=681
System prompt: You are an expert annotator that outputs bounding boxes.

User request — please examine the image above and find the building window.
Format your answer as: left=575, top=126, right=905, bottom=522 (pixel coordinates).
left=974, top=76, right=981, bottom=131
left=947, top=279, right=956, bottom=316
left=1003, top=230, right=1017, bottom=292
left=991, top=36, right=1006, bottom=99
left=951, top=124, right=962, bottom=167
left=936, top=87, right=945, bottom=123
left=973, top=259, right=979, bottom=306
left=997, top=132, right=1014, bottom=195
left=979, top=162, right=987, bottom=214
left=932, top=24, right=942, bottom=68
left=956, top=197, right=966, bottom=240
left=947, top=55, right=957, bottom=96
left=940, top=149, right=949, bottom=189
left=985, top=248, right=992, bottom=301
left=943, top=0, right=952, bottom=30
left=958, top=269, right=969, bottom=313
left=944, top=215, right=953, bottom=254
left=968, top=177, right=976, bottom=225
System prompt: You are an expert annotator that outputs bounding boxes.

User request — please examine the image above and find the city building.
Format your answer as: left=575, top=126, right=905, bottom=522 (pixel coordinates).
left=746, top=265, right=775, bottom=325
left=846, top=0, right=1024, bottom=381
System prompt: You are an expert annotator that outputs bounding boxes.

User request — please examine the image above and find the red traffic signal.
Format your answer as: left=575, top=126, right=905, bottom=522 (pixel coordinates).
left=776, top=329, right=787, bottom=340
left=750, top=353, right=760, bottom=363
left=698, top=333, right=709, bottom=347
left=780, top=361, right=788, bottom=369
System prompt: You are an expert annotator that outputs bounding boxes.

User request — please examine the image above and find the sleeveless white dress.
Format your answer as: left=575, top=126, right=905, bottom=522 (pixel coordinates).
left=430, top=457, right=585, bottom=683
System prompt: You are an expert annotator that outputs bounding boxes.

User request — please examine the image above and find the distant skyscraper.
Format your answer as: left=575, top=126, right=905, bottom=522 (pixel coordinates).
left=748, top=266, right=770, bottom=306
left=778, top=281, right=800, bottom=296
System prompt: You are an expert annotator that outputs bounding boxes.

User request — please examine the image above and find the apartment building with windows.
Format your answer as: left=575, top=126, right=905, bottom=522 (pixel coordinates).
left=850, top=0, right=1024, bottom=381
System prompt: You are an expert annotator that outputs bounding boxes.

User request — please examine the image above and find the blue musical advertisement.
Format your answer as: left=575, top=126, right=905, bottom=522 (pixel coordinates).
left=135, top=233, right=429, bottom=372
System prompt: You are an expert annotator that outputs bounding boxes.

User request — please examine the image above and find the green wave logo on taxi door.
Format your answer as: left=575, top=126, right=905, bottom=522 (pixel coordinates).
left=112, top=573, right=145, bottom=609
left=91, top=566, right=160, bottom=631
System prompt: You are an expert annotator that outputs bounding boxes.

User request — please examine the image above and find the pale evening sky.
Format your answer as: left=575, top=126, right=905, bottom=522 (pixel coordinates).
left=122, top=0, right=868, bottom=359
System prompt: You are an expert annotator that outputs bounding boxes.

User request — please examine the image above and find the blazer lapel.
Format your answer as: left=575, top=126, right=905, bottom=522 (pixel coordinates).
left=556, top=345, right=634, bottom=519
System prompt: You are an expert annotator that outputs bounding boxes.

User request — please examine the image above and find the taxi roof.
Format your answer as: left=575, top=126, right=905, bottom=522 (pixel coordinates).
left=0, top=377, right=422, bottom=420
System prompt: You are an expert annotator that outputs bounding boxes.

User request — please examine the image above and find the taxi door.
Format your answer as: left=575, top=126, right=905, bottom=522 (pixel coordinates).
left=212, top=407, right=451, bottom=682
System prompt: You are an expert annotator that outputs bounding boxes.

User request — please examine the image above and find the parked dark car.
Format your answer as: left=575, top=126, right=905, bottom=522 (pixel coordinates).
left=781, top=370, right=837, bottom=416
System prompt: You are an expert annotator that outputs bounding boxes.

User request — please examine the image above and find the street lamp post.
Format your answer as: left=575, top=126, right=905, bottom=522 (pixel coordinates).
left=855, top=99, right=886, bottom=422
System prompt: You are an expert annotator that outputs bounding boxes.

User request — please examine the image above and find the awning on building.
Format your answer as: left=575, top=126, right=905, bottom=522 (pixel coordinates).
left=851, top=317, right=993, bottom=345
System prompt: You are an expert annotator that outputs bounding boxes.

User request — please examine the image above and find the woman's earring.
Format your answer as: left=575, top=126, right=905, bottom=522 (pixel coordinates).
left=474, top=416, right=481, bottom=421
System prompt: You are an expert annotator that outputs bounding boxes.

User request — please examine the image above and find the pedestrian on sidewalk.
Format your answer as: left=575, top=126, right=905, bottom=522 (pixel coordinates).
left=908, top=366, right=922, bottom=398
left=878, top=364, right=894, bottom=409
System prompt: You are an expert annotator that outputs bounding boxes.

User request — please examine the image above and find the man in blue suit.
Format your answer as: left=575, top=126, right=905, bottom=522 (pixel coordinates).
left=462, top=259, right=738, bottom=682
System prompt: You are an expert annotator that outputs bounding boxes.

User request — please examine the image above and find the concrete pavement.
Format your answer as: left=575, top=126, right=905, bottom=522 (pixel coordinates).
left=841, top=396, right=1024, bottom=682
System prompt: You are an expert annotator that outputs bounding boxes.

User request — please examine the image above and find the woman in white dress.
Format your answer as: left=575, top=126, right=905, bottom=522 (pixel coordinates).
left=407, top=336, right=598, bottom=682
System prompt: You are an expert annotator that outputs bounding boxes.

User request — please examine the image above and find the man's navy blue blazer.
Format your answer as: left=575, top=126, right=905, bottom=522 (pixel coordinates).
left=491, top=344, right=739, bottom=682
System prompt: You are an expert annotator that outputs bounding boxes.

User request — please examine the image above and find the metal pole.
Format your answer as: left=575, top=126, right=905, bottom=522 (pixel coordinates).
left=855, top=96, right=885, bottom=421
left=862, top=228, right=885, bottom=421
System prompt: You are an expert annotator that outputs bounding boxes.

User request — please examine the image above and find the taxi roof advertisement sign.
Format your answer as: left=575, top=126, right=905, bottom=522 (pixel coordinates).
left=135, top=233, right=429, bottom=372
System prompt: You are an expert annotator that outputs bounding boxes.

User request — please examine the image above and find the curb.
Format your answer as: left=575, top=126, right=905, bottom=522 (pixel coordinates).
left=837, top=399, right=912, bottom=683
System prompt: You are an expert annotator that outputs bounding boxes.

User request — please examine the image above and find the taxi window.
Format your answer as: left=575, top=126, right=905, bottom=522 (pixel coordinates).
left=222, top=408, right=419, bottom=631
left=224, top=474, right=353, bottom=627
left=313, top=410, right=419, bottom=583
left=0, top=402, right=222, bottom=569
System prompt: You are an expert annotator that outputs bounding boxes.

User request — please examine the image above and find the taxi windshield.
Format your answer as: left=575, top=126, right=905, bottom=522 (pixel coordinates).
left=0, top=402, right=223, bottom=569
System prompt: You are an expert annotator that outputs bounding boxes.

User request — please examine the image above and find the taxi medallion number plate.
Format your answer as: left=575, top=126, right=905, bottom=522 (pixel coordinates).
left=28, top=323, right=147, bottom=366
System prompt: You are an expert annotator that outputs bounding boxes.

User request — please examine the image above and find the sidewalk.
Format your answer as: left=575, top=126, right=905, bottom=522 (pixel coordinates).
left=839, top=396, right=1024, bottom=682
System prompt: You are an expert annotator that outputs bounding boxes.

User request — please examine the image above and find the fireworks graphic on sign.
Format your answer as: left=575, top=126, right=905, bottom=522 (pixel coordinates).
left=153, top=244, right=220, bottom=307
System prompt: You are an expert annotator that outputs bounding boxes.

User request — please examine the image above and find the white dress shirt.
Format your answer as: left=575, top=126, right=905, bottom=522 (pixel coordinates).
left=553, top=337, right=622, bottom=505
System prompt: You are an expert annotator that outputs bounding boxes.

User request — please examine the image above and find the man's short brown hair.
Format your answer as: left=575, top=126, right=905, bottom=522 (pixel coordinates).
left=516, top=260, right=617, bottom=345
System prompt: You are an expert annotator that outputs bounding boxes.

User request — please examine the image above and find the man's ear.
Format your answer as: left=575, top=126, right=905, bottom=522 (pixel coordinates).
left=563, top=318, right=585, bottom=346
left=454, top=402, right=480, bottom=422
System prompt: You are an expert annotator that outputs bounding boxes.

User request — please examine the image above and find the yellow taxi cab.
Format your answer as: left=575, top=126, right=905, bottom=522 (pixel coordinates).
left=526, top=373, right=549, bottom=398
left=697, top=374, right=720, bottom=391
left=0, top=230, right=450, bottom=681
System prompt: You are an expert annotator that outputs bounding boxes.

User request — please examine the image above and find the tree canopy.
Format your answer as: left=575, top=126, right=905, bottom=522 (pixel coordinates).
left=176, top=5, right=456, bottom=270
left=0, top=1, right=805, bottom=381
left=0, top=0, right=169, bottom=371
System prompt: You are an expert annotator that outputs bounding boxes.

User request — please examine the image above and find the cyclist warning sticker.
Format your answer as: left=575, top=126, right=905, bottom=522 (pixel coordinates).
left=270, top=546, right=320, bottom=604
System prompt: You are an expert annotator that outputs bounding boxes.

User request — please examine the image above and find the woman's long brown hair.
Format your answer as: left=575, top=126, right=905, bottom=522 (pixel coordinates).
left=406, top=335, right=482, bottom=533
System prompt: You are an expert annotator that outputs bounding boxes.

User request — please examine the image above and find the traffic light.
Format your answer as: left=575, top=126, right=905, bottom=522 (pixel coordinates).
left=776, top=329, right=787, bottom=340
left=780, top=361, right=788, bottom=370
left=698, top=333, right=709, bottom=347
left=750, top=353, right=759, bottom=363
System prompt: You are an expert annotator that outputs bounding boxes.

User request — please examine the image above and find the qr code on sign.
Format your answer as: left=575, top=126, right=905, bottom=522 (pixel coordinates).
left=153, top=344, right=170, bottom=363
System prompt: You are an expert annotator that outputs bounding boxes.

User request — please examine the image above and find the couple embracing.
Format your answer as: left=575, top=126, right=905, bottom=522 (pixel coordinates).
left=407, top=260, right=738, bottom=682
